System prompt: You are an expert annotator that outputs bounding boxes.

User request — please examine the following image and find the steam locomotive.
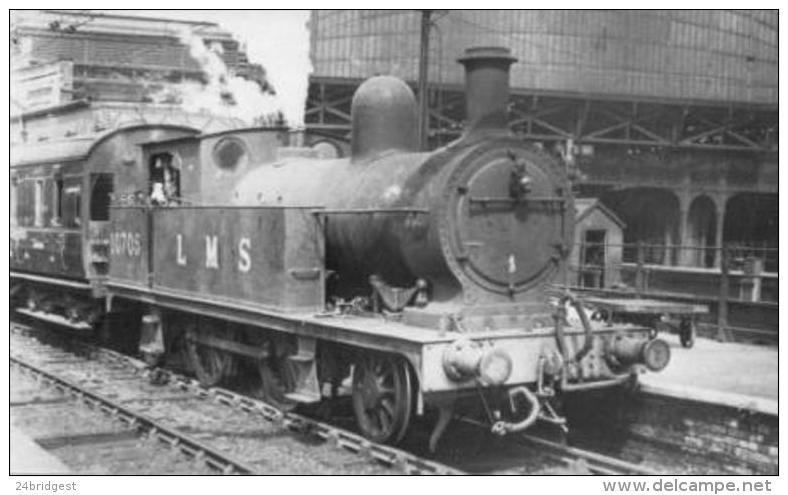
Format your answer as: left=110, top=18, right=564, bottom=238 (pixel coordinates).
left=10, top=47, right=671, bottom=450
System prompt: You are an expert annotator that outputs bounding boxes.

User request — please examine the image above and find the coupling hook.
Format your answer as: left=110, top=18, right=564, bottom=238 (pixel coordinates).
left=491, top=386, right=540, bottom=436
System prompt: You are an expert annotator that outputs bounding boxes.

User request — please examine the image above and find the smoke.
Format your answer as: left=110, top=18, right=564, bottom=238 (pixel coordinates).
left=171, top=11, right=313, bottom=128
left=172, top=28, right=283, bottom=126
left=239, top=12, right=313, bottom=128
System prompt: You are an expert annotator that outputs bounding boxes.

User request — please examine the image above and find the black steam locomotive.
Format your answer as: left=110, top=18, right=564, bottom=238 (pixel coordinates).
left=10, top=47, right=670, bottom=450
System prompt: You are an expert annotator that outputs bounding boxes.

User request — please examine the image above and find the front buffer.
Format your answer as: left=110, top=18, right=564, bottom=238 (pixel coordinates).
left=416, top=295, right=670, bottom=451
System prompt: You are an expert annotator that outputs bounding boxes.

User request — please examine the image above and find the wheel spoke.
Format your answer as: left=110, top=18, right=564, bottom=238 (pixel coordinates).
left=380, top=397, right=395, bottom=416
left=378, top=385, right=395, bottom=395
left=376, top=407, right=391, bottom=433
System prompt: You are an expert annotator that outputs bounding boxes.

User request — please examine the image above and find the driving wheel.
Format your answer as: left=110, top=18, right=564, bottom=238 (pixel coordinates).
left=351, top=353, right=414, bottom=444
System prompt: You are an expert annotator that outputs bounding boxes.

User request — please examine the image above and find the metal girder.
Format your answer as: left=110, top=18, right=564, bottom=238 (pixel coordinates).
left=305, top=78, right=777, bottom=152
left=679, top=110, right=771, bottom=150
left=305, top=81, right=354, bottom=128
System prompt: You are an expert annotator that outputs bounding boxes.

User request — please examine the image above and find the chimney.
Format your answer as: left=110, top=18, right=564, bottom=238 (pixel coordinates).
left=457, top=46, right=517, bottom=136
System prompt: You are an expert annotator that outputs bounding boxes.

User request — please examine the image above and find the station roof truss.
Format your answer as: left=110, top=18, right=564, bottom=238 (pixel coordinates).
left=305, top=77, right=777, bottom=154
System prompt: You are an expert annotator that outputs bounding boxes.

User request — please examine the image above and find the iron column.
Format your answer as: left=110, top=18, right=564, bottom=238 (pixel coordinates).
left=417, top=10, right=432, bottom=150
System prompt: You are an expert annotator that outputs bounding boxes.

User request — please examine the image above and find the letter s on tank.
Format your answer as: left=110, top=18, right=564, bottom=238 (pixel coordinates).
left=238, top=237, right=251, bottom=272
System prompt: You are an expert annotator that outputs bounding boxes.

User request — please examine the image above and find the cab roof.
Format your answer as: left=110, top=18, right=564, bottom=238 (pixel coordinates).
left=10, top=124, right=198, bottom=167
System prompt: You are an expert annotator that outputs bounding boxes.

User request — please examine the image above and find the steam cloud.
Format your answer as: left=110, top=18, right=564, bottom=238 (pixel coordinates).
left=171, top=28, right=282, bottom=126
left=168, top=14, right=313, bottom=129
left=244, top=12, right=313, bottom=128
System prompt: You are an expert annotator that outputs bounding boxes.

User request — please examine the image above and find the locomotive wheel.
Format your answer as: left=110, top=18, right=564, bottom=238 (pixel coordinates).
left=351, top=353, right=413, bottom=444
left=186, top=327, right=236, bottom=387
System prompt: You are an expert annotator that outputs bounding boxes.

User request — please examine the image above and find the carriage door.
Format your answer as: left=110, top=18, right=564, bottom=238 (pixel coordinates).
left=580, top=229, right=606, bottom=288
left=88, top=173, right=114, bottom=274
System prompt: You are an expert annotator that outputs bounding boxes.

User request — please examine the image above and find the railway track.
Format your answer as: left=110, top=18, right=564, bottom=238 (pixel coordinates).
left=516, top=433, right=659, bottom=475
left=11, top=318, right=666, bottom=476
left=10, top=321, right=460, bottom=475
left=445, top=416, right=658, bottom=475
left=11, top=356, right=255, bottom=474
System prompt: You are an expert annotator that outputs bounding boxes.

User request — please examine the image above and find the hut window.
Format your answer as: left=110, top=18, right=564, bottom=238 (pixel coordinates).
left=580, top=230, right=607, bottom=288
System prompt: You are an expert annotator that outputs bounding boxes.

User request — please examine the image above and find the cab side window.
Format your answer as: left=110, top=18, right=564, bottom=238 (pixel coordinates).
left=149, top=153, right=180, bottom=205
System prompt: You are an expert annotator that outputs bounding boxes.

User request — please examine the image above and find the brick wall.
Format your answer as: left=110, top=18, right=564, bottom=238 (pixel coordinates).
left=630, top=393, right=777, bottom=474
left=564, top=389, right=778, bottom=474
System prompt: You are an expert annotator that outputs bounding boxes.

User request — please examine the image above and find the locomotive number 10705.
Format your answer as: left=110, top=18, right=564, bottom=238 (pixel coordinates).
left=110, top=230, right=254, bottom=273
left=110, top=231, right=142, bottom=257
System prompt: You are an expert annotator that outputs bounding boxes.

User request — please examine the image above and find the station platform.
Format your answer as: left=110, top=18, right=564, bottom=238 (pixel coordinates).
left=10, top=427, right=70, bottom=474
left=639, top=334, right=777, bottom=415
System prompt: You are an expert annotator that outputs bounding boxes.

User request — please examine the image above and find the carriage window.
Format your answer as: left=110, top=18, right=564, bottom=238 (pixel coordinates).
left=58, top=179, right=82, bottom=228
left=90, top=174, right=114, bottom=221
left=149, top=153, right=180, bottom=205
left=75, top=191, right=81, bottom=224
left=10, top=179, right=18, bottom=226
left=52, top=176, right=64, bottom=225
left=34, top=179, right=44, bottom=227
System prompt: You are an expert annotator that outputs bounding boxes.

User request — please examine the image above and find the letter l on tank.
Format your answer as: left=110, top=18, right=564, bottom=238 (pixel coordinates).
left=176, top=234, right=187, bottom=266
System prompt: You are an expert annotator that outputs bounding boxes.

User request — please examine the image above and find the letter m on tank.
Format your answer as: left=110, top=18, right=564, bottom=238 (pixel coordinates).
left=146, top=207, right=324, bottom=312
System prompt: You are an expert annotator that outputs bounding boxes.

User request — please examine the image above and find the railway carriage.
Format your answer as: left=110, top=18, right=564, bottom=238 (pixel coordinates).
left=11, top=47, right=672, bottom=450
left=10, top=125, right=199, bottom=326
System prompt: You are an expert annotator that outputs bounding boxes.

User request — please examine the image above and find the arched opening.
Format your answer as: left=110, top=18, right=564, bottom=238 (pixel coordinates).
left=601, top=187, right=680, bottom=265
left=685, top=195, right=717, bottom=268
left=724, top=193, right=778, bottom=272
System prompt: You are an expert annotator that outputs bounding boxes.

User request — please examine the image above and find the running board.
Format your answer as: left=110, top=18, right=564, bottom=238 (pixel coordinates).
left=16, top=308, right=93, bottom=331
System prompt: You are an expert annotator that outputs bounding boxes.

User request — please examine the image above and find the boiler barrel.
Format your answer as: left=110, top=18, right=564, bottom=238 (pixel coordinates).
left=232, top=150, right=457, bottom=291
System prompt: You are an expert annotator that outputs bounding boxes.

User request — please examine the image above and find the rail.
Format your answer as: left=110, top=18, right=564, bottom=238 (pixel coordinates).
left=458, top=416, right=656, bottom=475
left=10, top=321, right=462, bottom=475
left=517, top=434, right=659, bottom=476
left=10, top=354, right=258, bottom=475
